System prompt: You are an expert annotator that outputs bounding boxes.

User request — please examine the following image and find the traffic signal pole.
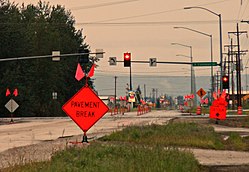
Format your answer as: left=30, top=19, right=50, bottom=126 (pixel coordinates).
left=123, top=53, right=132, bottom=90
left=130, top=64, right=132, bottom=90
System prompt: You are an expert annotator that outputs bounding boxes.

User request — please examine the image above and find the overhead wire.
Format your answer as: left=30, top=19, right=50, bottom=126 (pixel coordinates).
left=237, top=1, right=243, bottom=21
left=76, top=20, right=238, bottom=26
left=70, top=0, right=140, bottom=10
left=71, top=0, right=232, bottom=23
left=239, top=0, right=249, bottom=19
left=236, top=0, right=249, bottom=69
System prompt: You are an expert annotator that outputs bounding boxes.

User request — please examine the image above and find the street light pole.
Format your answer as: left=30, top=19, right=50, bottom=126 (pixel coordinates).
left=184, top=6, right=223, bottom=91
left=172, top=43, right=193, bottom=96
left=174, top=26, right=214, bottom=101
left=176, top=54, right=193, bottom=97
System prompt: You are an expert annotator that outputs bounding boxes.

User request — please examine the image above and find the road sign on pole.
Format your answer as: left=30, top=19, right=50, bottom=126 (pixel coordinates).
left=196, top=88, right=206, bottom=98
left=109, top=57, right=117, bottom=65
left=52, top=51, right=60, bottom=61
left=62, top=86, right=109, bottom=133
left=96, top=49, right=104, bottom=59
left=149, top=58, right=157, bottom=67
left=192, top=62, right=217, bottom=67
left=5, top=99, right=19, bottom=113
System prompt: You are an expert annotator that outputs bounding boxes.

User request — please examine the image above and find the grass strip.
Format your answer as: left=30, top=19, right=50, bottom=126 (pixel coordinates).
left=101, top=122, right=224, bottom=150
left=7, top=143, right=202, bottom=172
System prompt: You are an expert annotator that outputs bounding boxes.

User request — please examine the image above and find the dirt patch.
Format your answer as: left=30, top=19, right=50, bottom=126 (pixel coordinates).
left=206, top=165, right=249, bottom=172
left=210, top=116, right=249, bottom=128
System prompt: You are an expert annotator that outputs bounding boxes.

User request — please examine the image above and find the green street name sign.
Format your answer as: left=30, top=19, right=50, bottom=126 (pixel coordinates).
left=192, top=62, right=218, bottom=67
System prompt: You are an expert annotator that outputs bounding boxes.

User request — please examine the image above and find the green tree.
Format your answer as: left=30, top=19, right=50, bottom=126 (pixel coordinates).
left=0, top=0, right=91, bottom=117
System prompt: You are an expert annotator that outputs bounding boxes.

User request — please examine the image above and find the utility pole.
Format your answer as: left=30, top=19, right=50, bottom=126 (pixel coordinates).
left=228, top=24, right=247, bottom=108
left=227, top=39, right=237, bottom=110
left=231, top=39, right=235, bottom=110
left=237, top=24, right=242, bottom=108
left=224, top=39, right=238, bottom=109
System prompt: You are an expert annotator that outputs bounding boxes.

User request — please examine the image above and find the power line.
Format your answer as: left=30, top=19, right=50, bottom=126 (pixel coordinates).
left=94, top=9, right=182, bottom=23
left=76, top=20, right=238, bottom=26
left=0, top=20, right=239, bottom=33
left=92, top=0, right=232, bottom=23
left=70, top=0, right=139, bottom=10
left=239, top=0, right=249, bottom=20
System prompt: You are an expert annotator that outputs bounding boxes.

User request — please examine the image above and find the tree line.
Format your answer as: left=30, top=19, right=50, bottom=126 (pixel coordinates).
left=0, top=0, right=93, bottom=117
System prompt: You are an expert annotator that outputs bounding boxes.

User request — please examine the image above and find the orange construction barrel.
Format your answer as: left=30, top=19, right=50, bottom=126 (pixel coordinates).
left=238, top=106, right=243, bottom=115
left=196, top=106, right=201, bottom=115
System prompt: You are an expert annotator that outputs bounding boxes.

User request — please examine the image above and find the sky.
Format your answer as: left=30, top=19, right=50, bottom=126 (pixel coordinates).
left=12, top=0, right=249, bottom=78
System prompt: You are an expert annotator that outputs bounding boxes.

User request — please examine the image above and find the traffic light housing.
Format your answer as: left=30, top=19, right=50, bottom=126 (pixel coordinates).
left=124, top=52, right=131, bottom=67
left=222, top=75, right=229, bottom=89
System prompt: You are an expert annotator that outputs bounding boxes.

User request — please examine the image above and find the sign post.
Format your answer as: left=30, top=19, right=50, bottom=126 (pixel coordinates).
left=62, top=86, right=109, bottom=143
left=5, top=88, right=19, bottom=123
left=5, top=99, right=19, bottom=123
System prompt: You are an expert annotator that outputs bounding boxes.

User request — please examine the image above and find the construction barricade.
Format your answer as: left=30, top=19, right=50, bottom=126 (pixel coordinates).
left=137, top=105, right=151, bottom=116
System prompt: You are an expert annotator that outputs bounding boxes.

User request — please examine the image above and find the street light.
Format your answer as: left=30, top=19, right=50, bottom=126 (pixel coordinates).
left=171, top=42, right=193, bottom=95
left=176, top=54, right=191, bottom=59
left=172, top=43, right=196, bottom=104
left=176, top=54, right=193, bottom=98
left=174, top=26, right=214, bottom=101
left=184, top=6, right=223, bottom=91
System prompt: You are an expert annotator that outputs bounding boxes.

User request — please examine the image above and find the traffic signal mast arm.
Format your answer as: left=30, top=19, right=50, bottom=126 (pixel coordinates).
left=0, top=52, right=105, bottom=62
left=113, top=60, right=218, bottom=65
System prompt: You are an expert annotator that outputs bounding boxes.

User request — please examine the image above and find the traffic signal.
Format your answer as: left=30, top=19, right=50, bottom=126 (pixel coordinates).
left=222, top=75, right=229, bottom=89
left=124, top=52, right=131, bottom=67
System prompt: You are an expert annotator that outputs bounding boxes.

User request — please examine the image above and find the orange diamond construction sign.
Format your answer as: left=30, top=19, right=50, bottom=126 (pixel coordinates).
left=62, top=86, right=109, bottom=132
left=196, top=88, right=206, bottom=98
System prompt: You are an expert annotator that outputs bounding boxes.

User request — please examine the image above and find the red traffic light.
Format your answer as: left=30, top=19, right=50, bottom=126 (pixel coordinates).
left=222, top=76, right=228, bottom=82
left=124, top=52, right=131, bottom=67
left=124, top=53, right=131, bottom=59
left=222, top=75, right=229, bottom=89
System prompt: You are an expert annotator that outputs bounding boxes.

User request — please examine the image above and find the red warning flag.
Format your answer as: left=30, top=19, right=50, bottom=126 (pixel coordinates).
left=6, top=88, right=11, bottom=97
left=13, top=88, right=18, bottom=96
left=88, top=64, right=96, bottom=78
left=75, top=63, right=85, bottom=81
